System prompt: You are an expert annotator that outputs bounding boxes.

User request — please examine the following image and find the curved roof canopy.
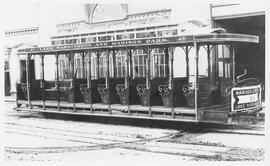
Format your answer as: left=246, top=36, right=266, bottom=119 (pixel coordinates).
left=18, top=32, right=259, bottom=54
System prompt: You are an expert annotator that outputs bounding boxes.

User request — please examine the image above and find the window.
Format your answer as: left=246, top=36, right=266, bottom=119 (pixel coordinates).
left=224, top=63, right=231, bottom=78
left=116, top=50, right=126, bottom=78
left=84, top=56, right=89, bottom=78
left=81, top=38, right=86, bottom=43
left=217, top=45, right=231, bottom=78
left=157, top=29, right=177, bottom=37
left=4, top=61, right=9, bottom=72
left=59, top=55, right=70, bottom=79
left=218, top=61, right=224, bottom=77
left=86, top=37, right=97, bottom=43
left=98, top=35, right=115, bottom=41
left=51, top=40, right=63, bottom=45
left=136, top=31, right=156, bottom=38
left=218, top=45, right=230, bottom=58
left=97, top=52, right=113, bottom=78
left=99, top=54, right=106, bottom=78
left=116, top=33, right=134, bottom=40
left=65, top=39, right=78, bottom=44
left=92, top=55, right=99, bottom=79
left=188, top=47, right=209, bottom=79
left=152, top=48, right=167, bottom=78
left=173, top=47, right=186, bottom=78
left=74, top=54, right=84, bottom=78
left=198, top=48, right=209, bottom=78
left=133, top=49, right=147, bottom=78
left=219, top=62, right=231, bottom=78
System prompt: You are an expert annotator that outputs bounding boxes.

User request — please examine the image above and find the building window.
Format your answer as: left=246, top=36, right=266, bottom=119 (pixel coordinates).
left=83, top=37, right=96, bottom=43
left=116, top=33, right=134, bottom=40
left=51, top=40, right=63, bottom=45
left=4, top=61, right=9, bottom=72
left=157, top=29, right=177, bottom=37
left=116, top=50, right=126, bottom=78
left=98, top=35, right=115, bottom=42
left=65, top=39, right=78, bottom=44
left=152, top=48, right=167, bottom=78
left=81, top=38, right=86, bottom=43
left=136, top=31, right=156, bottom=38
left=133, top=49, right=146, bottom=78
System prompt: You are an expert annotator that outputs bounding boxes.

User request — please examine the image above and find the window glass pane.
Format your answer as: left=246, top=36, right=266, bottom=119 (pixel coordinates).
left=223, top=45, right=230, bottom=58
left=136, top=31, right=156, bottom=38
left=198, top=48, right=208, bottom=78
left=224, top=63, right=231, bottom=78
left=81, top=38, right=86, bottom=43
left=173, top=47, right=186, bottom=78
left=132, top=49, right=147, bottom=78
left=86, top=37, right=96, bottom=42
left=218, top=61, right=224, bottom=77
left=98, top=36, right=114, bottom=41
left=218, top=45, right=223, bottom=58
left=152, top=48, right=167, bottom=78
left=188, top=48, right=196, bottom=80
left=115, top=51, right=126, bottom=78
left=157, top=29, right=177, bottom=37
left=58, top=55, right=71, bottom=79
left=116, top=33, right=134, bottom=40
left=227, top=64, right=230, bottom=78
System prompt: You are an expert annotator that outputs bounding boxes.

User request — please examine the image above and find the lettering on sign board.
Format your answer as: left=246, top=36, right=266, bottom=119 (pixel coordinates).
left=231, top=85, right=261, bottom=112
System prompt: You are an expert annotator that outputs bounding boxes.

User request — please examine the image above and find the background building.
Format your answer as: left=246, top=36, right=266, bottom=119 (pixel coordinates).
left=210, top=3, right=265, bottom=88
left=4, top=3, right=265, bottom=97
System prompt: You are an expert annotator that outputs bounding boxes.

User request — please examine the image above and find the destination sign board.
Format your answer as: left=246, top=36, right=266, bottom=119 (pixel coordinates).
left=18, top=36, right=193, bottom=53
left=231, top=85, right=261, bottom=112
left=17, top=33, right=258, bottom=54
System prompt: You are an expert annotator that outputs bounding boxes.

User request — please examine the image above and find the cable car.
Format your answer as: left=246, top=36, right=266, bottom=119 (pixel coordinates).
left=15, top=28, right=262, bottom=124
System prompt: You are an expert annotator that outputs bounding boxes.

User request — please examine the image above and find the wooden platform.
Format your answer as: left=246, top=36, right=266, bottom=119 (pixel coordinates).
left=16, top=100, right=197, bottom=122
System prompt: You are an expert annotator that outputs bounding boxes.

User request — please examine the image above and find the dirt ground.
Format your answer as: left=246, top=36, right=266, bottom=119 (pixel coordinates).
left=3, top=102, right=265, bottom=163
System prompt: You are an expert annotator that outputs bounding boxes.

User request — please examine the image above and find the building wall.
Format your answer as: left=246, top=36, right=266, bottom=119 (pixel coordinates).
left=4, top=28, right=39, bottom=95
left=6, top=3, right=247, bottom=96
left=211, top=4, right=265, bottom=99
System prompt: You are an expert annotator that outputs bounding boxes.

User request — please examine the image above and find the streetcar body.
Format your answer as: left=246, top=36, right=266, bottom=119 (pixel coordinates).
left=15, top=28, right=262, bottom=124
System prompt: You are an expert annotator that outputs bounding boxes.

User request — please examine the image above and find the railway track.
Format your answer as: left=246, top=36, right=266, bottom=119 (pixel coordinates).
left=4, top=102, right=264, bottom=161
left=5, top=120, right=264, bottom=161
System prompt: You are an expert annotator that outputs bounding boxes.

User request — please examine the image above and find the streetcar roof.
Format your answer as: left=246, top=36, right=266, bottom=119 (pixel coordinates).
left=18, top=32, right=259, bottom=54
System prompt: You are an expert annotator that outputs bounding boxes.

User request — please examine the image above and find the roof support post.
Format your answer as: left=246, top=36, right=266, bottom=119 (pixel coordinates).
left=232, top=45, right=236, bottom=84
left=185, top=46, right=190, bottom=83
left=70, top=52, right=76, bottom=112
left=207, top=44, right=212, bottom=90
left=40, top=54, right=45, bottom=110
left=106, top=50, right=111, bottom=114
left=112, top=50, right=117, bottom=77
left=146, top=47, right=152, bottom=117
left=96, top=52, right=100, bottom=79
left=81, top=51, right=85, bottom=78
left=169, top=45, right=175, bottom=118
left=129, top=49, right=133, bottom=78
left=55, top=53, right=60, bottom=111
left=194, top=42, right=199, bottom=121
left=26, top=54, right=32, bottom=109
left=126, top=48, right=131, bottom=115
left=87, top=51, right=93, bottom=112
